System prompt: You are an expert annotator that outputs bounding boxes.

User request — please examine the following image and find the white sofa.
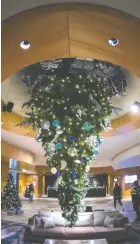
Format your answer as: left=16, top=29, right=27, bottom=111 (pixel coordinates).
left=24, top=210, right=131, bottom=243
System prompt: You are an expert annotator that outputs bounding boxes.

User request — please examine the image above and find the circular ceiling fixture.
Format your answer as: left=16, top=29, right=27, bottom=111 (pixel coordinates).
left=114, top=177, right=119, bottom=182
left=108, top=38, right=119, bottom=47
left=20, top=40, right=31, bottom=50
left=131, top=102, right=140, bottom=113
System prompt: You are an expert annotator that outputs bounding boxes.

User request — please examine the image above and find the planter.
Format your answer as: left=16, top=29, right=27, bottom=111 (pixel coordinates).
left=16, top=209, right=24, bottom=215
left=7, top=209, right=16, bottom=216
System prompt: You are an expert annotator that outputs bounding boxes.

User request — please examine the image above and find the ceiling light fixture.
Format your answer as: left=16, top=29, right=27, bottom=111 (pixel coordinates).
left=1, top=122, right=4, bottom=125
left=114, top=177, right=119, bottom=182
left=20, top=40, right=31, bottom=50
left=108, top=38, right=119, bottom=47
left=131, top=101, right=140, bottom=113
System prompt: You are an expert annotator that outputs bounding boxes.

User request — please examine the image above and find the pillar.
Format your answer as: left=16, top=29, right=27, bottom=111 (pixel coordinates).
left=38, top=174, right=45, bottom=197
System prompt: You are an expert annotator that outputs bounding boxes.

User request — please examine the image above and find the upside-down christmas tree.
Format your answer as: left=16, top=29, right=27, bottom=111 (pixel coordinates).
left=19, top=58, right=127, bottom=226
left=1, top=173, right=22, bottom=210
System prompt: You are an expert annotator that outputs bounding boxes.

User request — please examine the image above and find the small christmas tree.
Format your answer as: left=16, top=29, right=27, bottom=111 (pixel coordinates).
left=1, top=173, right=22, bottom=210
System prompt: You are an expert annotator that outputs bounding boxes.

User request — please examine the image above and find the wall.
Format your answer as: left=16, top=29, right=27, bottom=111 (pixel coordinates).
left=19, top=174, right=27, bottom=196
left=38, top=175, right=45, bottom=196
left=2, top=141, right=34, bottom=164
left=1, top=158, right=9, bottom=190
left=118, top=167, right=140, bottom=199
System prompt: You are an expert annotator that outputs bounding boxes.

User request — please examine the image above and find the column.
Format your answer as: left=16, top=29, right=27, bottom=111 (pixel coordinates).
left=38, top=174, right=45, bottom=197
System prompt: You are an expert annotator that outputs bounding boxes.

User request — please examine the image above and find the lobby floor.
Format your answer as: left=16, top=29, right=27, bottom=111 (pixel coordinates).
left=1, top=197, right=136, bottom=224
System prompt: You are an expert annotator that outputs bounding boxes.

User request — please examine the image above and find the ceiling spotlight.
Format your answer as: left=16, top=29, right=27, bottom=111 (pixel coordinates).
left=114, top=177, right=119, bottom=182
left=108, top=38, right=119, bottom=47
left=131, top=101, right=140, bottom=113
left=20, top=40, right=31, bottom=50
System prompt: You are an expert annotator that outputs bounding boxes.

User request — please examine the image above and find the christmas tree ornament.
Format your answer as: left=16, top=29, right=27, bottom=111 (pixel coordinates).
left=56, top=143, right=63, bottom=150
left=74, top=179, right=78, bottom=185
left=48, top=143, right=56, bottom=152
left=41, top=121, right=50, bottom=130
left=82, top=122, right=92, bottom=132
left=74, top=160, right=81, bottom=164
left=53, top=120, right=60, bottom=128
left=68, top=135, right=76, bottom=143
left=68, top=147, right=77, bottom=157
left=85, top=135, right=97, bottom=147
left=51, top=167, right=57, bottom=174
left=56, top=126, right=63, bottom=135
left=82, top=157, right=88, bottom=161
left=72, top=171, right=77, bottom=178
left=56, top=171, right=61, bottom=177
left=69, top=186, right=77, bottom=192
left=60, top=160, right=67, bottom=169
left=93, top=146, right=100, bottom=155
left=97, top=138, right=103, bottom=145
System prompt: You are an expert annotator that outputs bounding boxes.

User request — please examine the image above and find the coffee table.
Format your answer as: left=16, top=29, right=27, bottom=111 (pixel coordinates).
left=1, top=225, right=25, bottom=244
left=43, top=239, right=108, bottom=244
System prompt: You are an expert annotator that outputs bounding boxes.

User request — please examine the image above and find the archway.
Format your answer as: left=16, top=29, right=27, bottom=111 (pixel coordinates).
left=2, top=3, right=140, bottom=81
left=2, top=3, right=140, bottom=137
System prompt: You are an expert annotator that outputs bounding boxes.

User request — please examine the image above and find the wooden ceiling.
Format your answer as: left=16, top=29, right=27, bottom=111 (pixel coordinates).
left=2, top=110, right=140, bottom=138
left=2, top=3, right=140, bottom=137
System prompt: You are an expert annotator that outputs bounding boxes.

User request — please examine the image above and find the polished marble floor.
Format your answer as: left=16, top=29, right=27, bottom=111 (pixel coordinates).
left=1, top=197, right=140, bottom=244
left=1, top=197, right=135, bottom=224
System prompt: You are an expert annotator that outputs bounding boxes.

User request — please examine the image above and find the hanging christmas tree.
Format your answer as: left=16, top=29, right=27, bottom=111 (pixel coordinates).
left=19, top=58, right=126, bottom=226
left=1, top=173, right=22, bottom=210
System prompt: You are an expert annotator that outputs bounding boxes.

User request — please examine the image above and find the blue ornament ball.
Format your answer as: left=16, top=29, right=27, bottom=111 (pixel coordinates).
left=56, top=171, right=61, bottom=177
left=53, top=120, right=60, bottom=128
left=72, top=171, right=77, bottom=178
left=68, top=135, right=76, bottom=143
left=69, top=186, right=76, bottom=192
left=97, top=138, right=103, bottom=145
left=82, top=157, right=88, bottom=161
left=56, top=143, right=63, bottom=150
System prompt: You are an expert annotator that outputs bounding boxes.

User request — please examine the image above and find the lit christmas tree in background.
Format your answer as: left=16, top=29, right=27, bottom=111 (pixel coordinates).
left=19, top=58, right=127, bottom=226
left=1, top=173, right=22, bottom=210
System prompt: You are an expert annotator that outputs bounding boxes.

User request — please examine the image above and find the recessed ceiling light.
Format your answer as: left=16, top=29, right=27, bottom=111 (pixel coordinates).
left=20, top=40, right=31, bottom=50
left=108, top=38, right=119, bottom=47
left=131, top=104, right=139, bottom=113
left=131, top=101, right=140, bottom=113
left=1, top=122, right=4, bottom=125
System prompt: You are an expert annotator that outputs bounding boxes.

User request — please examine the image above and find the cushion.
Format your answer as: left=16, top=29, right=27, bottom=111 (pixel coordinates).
left=35, top=217, right=42, bottom=227
left=64, top=227, right=96, bottom=238
left=78, top=213, right=94, bottom=227
left=39, top=211, right=65, bottom=227
left=65, top=212, right=93, bottom=227
left=32, top=227, right=65, bottom=238
left=114, top=216, right=129, bottom=228
left=104, top=216, right=117, bottom=228
left=93, top=226, right=126, bottom=241
left=93, top=211, right=121, bottom=226
left=41, top=217, right=55, bottom=228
